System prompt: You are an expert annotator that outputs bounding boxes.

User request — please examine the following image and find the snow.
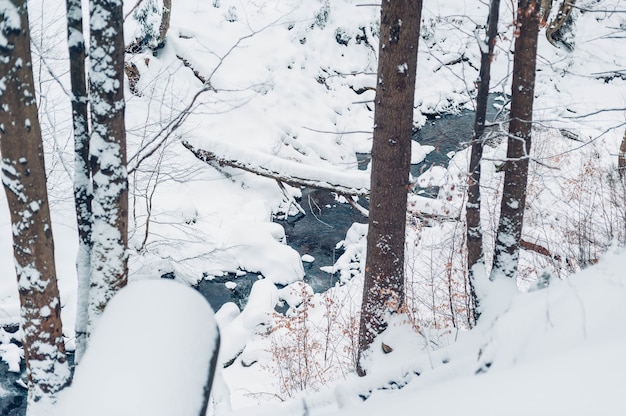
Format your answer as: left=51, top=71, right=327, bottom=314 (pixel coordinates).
left=301, top=254, right=315, bottom=263
left=410, top=142, right=434, bottom=165
left=0, top=0, right=20, bottom=52
left=226, top=248, right=626, bottom=416
left=216, top=279, right=277, bottom=368
left=0, top=339, right=22, bottom=372
left=0, top=0, right=625, bottom=414
left=55, top=279, right=219, bottom=416
left=416, top=165, right=447, bottom=188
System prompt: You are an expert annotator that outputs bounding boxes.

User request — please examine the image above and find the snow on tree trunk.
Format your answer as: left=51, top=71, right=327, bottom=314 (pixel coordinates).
left=158, top=0, right=171, bottom=48
left=130, top=0, right=171, bottom=52
left=490, top=0, right=541, bottom=282
left=65, top=0, right=92, bottom=363
left=466, top=0, right=502, bottom=324
left=357, top=0, right=422, bottom=376
left=87, top=0, right=129, bottom=335
left=0, top=0, right=70, bottom=407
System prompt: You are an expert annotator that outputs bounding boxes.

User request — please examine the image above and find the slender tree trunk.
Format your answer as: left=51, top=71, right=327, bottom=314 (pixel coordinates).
left=0, top=0, right=70, bottom=406
left=158, top=0, right=171, bottom=48
left=65, top=0, right=92, bottom=363
left=87, top=0, right=129, bottom=334
left=618, top=127, right=626, bottom=180
left=466, top=0, right=502, bottom=324
left=357, top=0, right=422, bottom=376
left=490, top=0, right=541, bottom=281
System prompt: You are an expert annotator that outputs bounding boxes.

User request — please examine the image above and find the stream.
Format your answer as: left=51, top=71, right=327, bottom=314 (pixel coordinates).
left=195, top=99, right=501, bottom=310
left=0, top=97, right=503, bottom=414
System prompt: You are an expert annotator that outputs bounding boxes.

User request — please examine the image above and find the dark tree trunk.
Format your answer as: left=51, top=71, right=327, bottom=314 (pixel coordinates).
left=357, top=0, right=422, bottom=376
left=65, top=0, right=92, bottom=363
left=490, top=0, right=541, bottom=281
left=0, top=0, right=70, bottom=403
left=618, top=128, right=626, bottom=180
left=87, top=0, right=129, bottom=334
left=466, top=0, right=502, bottom=325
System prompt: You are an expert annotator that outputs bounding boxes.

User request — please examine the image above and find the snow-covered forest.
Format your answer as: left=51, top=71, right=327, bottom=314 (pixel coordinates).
left=1, top=0, right=625, bottom=414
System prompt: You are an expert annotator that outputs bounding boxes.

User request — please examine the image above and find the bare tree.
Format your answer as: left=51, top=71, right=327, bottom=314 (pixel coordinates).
left=490, top=0, right=541, bottom=281
left=466, top=0, right=502, bottom=324
left=87, top=0, right=129, bottom=334
left=357, top=0, right=423, bottom=376
left=0, top=0, right=70, bottom=406
left=65, top=0, right=92, bottom=363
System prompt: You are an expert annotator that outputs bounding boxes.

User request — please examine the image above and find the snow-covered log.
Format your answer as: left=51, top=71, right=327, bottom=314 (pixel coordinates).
left=56, top=280, right=220, bottom=416
left=183, top=140, right=371, bottom=196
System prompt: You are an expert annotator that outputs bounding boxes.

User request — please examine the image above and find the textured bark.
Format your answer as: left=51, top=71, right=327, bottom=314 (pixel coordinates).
left=65, top=0, right=92, bottom=363
left=546, top=0, right=576, bottom=51
left=158, top=0, right=171, bottom=48
left=490, top=0, right=541, bottom=281
left=466, top=0, right=502, bottom=324
left=88, top=0, right=129, bottom=334
left=619, top=128, right=626, bottom=180
left=0, top=0, right=70, bottom=403
left=357, top=0, right=422, bottom=376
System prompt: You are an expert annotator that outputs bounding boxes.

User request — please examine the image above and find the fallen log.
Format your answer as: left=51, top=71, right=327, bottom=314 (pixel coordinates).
left=183, top=140, right=461, bottom=223
left=183, top=140, right=371, bottom=196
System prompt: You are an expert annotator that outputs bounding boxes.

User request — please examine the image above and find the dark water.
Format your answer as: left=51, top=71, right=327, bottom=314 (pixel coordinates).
left=0, top=359, right=26, bottom=416
left=411, top=94, right=504, bottom=195
left=194, top=188, right=368, bottom=310
left=0, top=324, right=26, bottom=416
left=276, top=188, right=368, bottom=293
left=194, top=272, right=259, bottom=311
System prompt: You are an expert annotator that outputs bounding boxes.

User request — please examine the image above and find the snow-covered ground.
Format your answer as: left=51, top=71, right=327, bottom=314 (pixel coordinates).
left=1, top=0, right=626, bottom=414
left=226, top=246, right=626, bottom=416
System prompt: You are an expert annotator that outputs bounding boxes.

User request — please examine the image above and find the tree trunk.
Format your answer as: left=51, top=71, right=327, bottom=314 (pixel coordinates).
left=357, top=0, right=422, bottom=376
left=65, top=0, right=92, bottom=363
left=490, top=0, right=541, bottom=282
left=158, top=0, right=171, bottom=48
left=466, top=0, right=502, bottom=324
left=546, top=0, right=576, bottom=51
left=618, top=127, right=626, bottom=180
left=87, top=0, right=129, bottom=334
left=0, top=0, right=70, bottom=404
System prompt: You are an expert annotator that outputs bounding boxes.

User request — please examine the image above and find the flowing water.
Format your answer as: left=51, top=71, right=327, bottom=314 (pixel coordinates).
left=195, top=100, right=501, bottom=309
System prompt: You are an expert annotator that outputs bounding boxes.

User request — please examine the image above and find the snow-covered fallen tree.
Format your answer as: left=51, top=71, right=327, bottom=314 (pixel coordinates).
left=183, top=140, right=370, bottom=196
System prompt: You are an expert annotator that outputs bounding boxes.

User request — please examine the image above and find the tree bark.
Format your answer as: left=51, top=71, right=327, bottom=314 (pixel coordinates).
left=546, top=0, right=576, bottom=51
left=357, top=0, right=422, bottom=376
left=0, top=0, right=70, bottom=403
left=466, top=0, right=502, bottom=324
left=87, top=0, right=129, bottom=334
left=490, top=0, right=541, bottom=282
left=618, top=127, right=626, bottom=180
left=158, top=0, right=171, bottom=48
left=65, top=0, right=92, bottom=363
